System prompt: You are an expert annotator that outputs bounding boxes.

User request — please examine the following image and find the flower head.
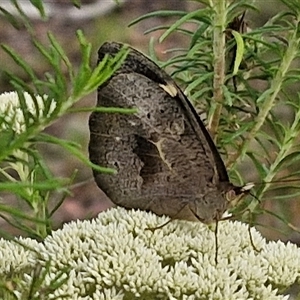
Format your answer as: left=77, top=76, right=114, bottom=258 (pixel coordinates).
left=0, top=91, right=56, bottom=134
left=0, top=207, right=298, bottom=299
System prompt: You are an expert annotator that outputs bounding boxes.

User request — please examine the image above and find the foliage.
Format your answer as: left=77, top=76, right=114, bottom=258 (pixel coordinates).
left=1, top=0, right=299, bottom=242
left=1, top=0, right=300, bottom=298
left=0, top=0, right=129, bottom=239
left=130, top=0, right=300, bottom=233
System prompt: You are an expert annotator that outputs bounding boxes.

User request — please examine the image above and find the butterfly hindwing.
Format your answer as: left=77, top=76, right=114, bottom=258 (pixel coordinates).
left=89, top=41, right=240, bottom=223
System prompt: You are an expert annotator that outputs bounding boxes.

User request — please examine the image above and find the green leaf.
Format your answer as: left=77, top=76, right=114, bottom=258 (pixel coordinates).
left=48, top=32, right=73, bottom=80
left=231, top=30, right=245, bottom=75
left=37, top=134, right=117, bottom=175
left=29, top=0, right=46, bottom=18
left=246, top=152, right=268, bottom=178
left=69, top=107, right=137, bottom=114
left=129, top=10, right=187, bottom=27
left=0, top=6, right=23, bottom=29
left=71, top=0, right=81, bottom=8
left=273, top=151, right=300, bottom=173
left=1, top=44, right=36, bottom=80
left=159, top=10, right=205, bottom=43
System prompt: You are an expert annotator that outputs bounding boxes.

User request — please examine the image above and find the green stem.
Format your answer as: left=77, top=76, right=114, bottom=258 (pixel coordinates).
left=36, top=196, right=48, bottom=238
left=209, top=0, right=227, bottom=138
left=255, top=106, right=300, bottom=201
left=227, top=22, right=300, bottom=169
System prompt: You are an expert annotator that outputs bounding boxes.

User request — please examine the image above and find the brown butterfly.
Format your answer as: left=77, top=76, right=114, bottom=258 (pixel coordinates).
left=89, top=41, right=249, bottom=224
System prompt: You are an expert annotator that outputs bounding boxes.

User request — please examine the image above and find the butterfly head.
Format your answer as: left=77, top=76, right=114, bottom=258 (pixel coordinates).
left=225, top=182, right=254, bottom=208
left=188, top=188, right=229, bottom=224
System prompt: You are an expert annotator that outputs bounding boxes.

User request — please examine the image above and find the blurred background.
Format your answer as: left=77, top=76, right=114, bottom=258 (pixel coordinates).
left=0, top=0, right=291, bottom=239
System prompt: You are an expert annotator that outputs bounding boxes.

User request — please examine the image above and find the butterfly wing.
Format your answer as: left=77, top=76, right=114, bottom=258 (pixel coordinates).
left=89, top=42, right=237, bottom=223
left=97, top=42, right=230, bottom=183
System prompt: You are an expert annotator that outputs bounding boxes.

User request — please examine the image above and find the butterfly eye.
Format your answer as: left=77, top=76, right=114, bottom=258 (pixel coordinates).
left=225, top=189, right=246, bottom=208
left=225, top=190, right=237, bottom=202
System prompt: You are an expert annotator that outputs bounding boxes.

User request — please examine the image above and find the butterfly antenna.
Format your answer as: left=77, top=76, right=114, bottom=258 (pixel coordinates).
left=249, top=191, right=261, bottom=204
left=246, top=210, right=261, bottom=252
left=214, top=220, right=219, bottom=265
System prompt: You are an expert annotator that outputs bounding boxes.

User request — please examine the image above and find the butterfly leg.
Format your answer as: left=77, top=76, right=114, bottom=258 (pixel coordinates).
left=221, top=210, right=261, bottom=252
left=145, top=202, right=193, bottom=231
left=145, top=219, right=173, bottom=232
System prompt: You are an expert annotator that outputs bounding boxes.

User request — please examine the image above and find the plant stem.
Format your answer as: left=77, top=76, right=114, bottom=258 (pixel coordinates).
left=227, top=20, right=300, bottom=169
left=255, top=103, right=300, bottom=201
left=209, top=0, right=227, bottom=138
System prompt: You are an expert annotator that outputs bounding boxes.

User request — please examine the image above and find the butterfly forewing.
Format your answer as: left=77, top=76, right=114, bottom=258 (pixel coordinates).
left=89, top=41, right=243, bottom=223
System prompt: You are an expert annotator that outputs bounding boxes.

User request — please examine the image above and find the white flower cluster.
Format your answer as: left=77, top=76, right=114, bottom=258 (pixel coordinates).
left=0, top=91, right=56, bottom=134
left=0, top=237, right=39, bottom=273
left=0, top=207, right=299, bottom=299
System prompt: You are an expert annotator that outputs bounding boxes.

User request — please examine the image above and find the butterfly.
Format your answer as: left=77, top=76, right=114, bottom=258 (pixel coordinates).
left=88, top=41, right=249, bottom=224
